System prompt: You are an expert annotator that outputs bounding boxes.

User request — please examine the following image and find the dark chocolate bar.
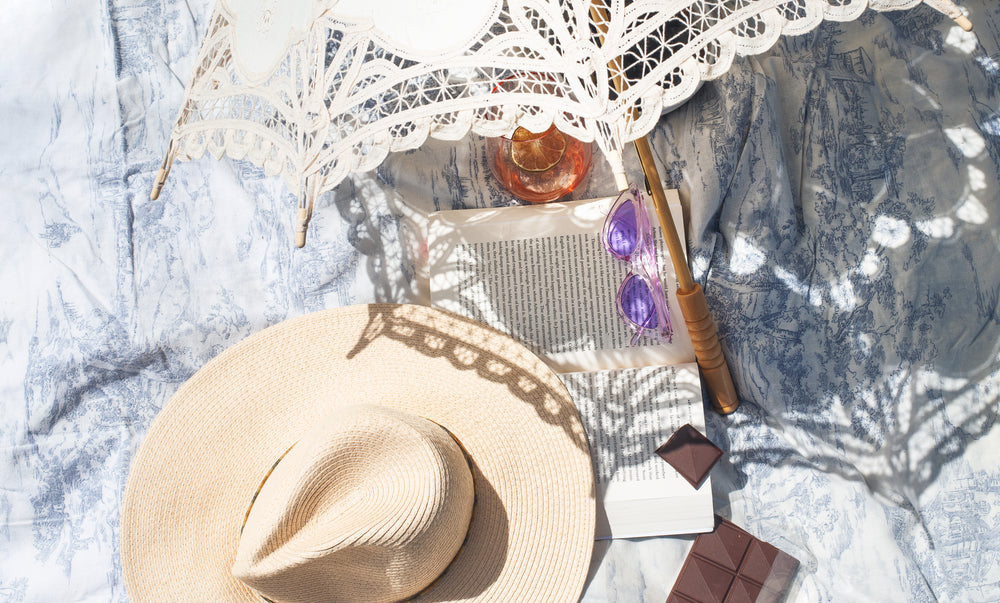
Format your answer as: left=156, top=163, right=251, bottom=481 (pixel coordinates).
left=667, top=516, right=800, bottom=603
left=655, top=423, right=722, bottom=488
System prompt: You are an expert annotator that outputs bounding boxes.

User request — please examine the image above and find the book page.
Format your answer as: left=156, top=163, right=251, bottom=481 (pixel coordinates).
left=428, top=193, right=695, bottom=373
left=559, top=363, right=714, bottom=539
left=427, top=191, right=714, bottom=539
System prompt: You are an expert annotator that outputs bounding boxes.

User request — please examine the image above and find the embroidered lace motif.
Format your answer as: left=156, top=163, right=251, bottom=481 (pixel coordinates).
left=166, top=0, right=964, bottom=206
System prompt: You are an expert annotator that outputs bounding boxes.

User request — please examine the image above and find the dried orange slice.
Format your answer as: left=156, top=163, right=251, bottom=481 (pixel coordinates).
left=509, top=126, right=566, bottom=172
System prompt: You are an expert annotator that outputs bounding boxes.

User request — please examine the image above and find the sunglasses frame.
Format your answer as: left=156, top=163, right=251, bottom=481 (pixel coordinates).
left=601, top=184, right=674, bottom=345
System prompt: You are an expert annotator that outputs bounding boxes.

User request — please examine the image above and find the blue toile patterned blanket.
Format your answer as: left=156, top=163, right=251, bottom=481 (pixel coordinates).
left=0, top=1, right=997, bottom=601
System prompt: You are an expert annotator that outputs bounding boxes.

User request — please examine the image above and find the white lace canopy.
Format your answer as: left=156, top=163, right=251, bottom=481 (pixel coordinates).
left=154, top=0, right=970, bottom=241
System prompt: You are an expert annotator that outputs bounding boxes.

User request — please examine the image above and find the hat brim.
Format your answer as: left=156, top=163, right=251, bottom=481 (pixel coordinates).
left=121, top=304, right=595, bottom=602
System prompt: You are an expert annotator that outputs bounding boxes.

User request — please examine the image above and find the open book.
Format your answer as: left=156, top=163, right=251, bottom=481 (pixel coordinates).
left=428, top=192, right=714, bottom=539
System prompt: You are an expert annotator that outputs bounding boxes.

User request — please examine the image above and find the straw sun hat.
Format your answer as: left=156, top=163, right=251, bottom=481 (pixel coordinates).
left=121, top=304, right=596, bottom=602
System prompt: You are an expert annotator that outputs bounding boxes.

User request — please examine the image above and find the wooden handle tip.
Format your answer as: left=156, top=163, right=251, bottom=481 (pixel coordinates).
left=295, top=207, right=309, bottom=248
left=702, top=363, right=739, bottom=415
left=150, top=168, right=168, bottom=200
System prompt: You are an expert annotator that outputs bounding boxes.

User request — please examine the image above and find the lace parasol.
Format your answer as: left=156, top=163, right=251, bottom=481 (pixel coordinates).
left=151, top=0, right=971, bottom=412
left=153, top=0, right=970, bottom=222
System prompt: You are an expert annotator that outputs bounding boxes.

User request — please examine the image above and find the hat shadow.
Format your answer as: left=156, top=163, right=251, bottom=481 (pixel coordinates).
left=346, top=304, right=591, bottom=456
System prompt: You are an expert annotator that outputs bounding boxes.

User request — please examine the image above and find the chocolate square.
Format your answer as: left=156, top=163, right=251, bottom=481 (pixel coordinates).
left=691, top=518, right=752, bottom=571
left=655, top=423, right=723, bottom=488
left=673, top=557, right=735, bottom=602
left=741, top=539, right=799, bottom=592
left=739, top=539, right=779, bottom=584
left=724, top=577, right=762, bottom=603
left=763, top=551, right=800, bottom=594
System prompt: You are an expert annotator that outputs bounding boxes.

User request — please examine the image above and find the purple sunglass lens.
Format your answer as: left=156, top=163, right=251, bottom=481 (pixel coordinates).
left=605, top=198, right=638, bottom=260
left=619, top=274, right=659, bottom=328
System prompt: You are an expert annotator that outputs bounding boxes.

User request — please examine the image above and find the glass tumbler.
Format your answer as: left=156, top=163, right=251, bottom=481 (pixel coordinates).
left=486, top=125, right=593, bottom=204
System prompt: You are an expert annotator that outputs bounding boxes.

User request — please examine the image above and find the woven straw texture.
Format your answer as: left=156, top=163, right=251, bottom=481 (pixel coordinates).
left=121, top=304, right=595, bottom=602
left=231, top=405, right=477, bottom=602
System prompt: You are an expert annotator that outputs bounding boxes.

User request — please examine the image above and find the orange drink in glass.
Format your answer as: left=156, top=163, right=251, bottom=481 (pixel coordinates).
left=486, top=125, right=592, bottom=203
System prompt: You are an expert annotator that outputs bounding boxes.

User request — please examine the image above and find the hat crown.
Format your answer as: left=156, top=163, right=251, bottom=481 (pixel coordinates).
left=232, top=404, right=474, bottom=603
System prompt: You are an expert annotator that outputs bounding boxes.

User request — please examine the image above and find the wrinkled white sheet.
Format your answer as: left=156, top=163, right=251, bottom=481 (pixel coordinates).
left=1, top=1, right=998, bottom=601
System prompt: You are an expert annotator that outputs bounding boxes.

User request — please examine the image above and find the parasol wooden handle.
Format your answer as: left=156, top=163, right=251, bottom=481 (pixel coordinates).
left=633, top=137, right=739, bottom=415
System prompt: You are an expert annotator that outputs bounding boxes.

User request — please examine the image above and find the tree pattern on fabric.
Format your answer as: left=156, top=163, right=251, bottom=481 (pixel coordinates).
left=2, top=1, right=997, bottom=602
